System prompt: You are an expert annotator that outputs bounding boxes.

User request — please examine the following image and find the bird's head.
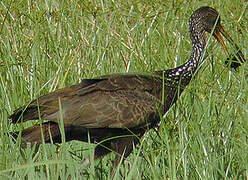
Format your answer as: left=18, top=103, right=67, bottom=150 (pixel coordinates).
left=190, top=6, right=246, bottom=69
left=190, top=6, right=221, bottom=34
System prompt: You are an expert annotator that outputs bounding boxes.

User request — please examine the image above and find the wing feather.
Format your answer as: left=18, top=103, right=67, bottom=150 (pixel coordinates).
left=9, top=74, right=163, bottom=129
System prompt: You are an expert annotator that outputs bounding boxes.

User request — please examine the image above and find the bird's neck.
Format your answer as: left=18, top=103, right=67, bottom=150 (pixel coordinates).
left=161, top=33, right=207, bottom=86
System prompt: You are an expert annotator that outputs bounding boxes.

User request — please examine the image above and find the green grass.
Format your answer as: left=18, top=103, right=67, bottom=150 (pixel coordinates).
left=0, top=0, right=247, bottom=179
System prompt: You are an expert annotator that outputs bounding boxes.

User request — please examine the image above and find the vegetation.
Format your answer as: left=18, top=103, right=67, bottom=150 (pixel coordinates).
left=0, top=0, right=247, bottom=179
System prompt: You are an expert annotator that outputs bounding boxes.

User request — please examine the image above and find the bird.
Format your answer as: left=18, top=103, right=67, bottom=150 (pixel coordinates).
left=9, top=6, right=246, bottom=168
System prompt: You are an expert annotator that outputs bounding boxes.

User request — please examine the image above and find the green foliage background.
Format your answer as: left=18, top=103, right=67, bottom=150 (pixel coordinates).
left=0, top=0, right=247, bottom=179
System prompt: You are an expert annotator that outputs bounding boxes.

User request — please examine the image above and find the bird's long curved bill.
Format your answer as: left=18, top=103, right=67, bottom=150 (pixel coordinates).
left=213, top=24, right=246, bottom=64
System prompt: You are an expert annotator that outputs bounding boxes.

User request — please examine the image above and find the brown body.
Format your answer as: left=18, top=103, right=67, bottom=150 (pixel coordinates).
left=10, top=72, right=184, bottom=161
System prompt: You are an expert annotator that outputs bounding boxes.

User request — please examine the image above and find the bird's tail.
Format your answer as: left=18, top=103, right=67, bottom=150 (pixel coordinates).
left=12, top=122, right=62, bottom=145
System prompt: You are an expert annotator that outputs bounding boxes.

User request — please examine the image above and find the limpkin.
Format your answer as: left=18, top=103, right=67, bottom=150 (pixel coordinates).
left=9, top=6, right=246, bottom=167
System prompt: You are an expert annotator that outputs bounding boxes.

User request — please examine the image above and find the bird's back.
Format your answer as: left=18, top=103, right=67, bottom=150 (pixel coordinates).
left=10, top=73, right=183, bottom=131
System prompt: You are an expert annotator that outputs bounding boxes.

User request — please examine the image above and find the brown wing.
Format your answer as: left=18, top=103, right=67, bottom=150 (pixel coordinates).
left=9, top=74, right=163, bottom=129
left=65, top=89, right=160, bottom=128
left=9, top=78, right=103, bottom=123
